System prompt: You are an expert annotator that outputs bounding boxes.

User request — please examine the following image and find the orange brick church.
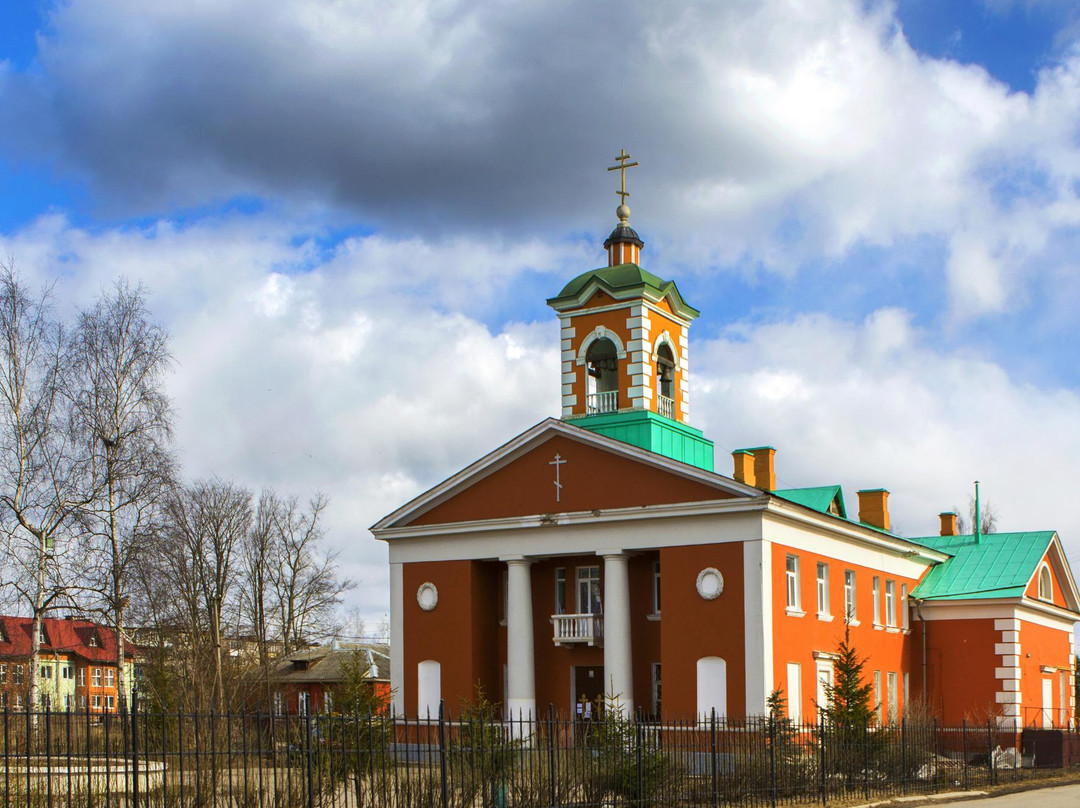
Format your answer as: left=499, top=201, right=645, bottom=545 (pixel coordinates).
left=373, top=154, right=1079, bottom=729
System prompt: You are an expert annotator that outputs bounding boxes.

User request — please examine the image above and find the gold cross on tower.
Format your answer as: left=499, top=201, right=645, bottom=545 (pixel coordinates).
left=607, top=149, right=639, bottom=223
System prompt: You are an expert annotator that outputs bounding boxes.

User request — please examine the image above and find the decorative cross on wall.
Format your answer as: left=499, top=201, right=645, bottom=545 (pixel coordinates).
left=549, top=453, right=567, bottom=503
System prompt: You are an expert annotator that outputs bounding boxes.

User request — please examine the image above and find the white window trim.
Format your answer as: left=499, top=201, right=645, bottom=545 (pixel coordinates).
left=885, top=580, right=897, bottom=628
left=1038, top=563, right=1053, bottom=602
left=786, top=555, right=801, bottom=612
left=816, top=562, right=833, bottom=620
left=872, top=577, right=882, bottom=627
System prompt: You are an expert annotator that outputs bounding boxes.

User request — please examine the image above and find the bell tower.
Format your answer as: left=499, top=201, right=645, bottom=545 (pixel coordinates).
left=545, top=151, right=715, bottom=470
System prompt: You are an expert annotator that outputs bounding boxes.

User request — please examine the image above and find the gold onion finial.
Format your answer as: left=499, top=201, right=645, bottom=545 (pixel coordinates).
left=607, top=148, right=639, bottom=225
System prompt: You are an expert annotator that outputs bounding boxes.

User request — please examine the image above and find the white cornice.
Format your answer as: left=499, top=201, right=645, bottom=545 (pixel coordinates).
left=551, top=286, right=695, bottom=325
left=916, top=596, right=1079, bottom=628
left=375, top=495, right=772, bottom=541
left=763, top=499, right=951, bottom=565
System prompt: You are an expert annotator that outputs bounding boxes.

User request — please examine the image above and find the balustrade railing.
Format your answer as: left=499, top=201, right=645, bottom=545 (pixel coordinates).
left=552, top=613, right=603, bottom=646
left=658, top=394, right=675, bottom=419
left=586, top=391, right=618, bottom=414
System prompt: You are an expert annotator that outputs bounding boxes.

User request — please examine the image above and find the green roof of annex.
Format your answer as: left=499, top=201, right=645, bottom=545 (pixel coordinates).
left=773, top=484, right=1055, bottom=602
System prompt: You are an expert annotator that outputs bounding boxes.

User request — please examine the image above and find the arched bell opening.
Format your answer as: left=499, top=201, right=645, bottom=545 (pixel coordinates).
left=656, top=343, right=676, bottom=419
left=586, top=338, right=619, bottom=414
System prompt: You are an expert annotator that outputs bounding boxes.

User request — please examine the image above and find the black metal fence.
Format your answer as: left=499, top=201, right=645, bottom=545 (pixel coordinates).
left=1, top=698, right=1076, bottom=807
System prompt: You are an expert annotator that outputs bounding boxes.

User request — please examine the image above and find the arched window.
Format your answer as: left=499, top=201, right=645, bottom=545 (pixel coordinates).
left=696, top=656, right=727, bottom=720
left=1038, top=564, right=1053, bottom=602
left=586, top=338, right=619, bottom=414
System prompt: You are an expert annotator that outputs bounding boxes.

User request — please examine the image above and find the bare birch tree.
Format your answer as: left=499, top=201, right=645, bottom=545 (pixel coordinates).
left=0, top=265, right=90, bottom=711
left=164, top=478, right=251, bottom=711
left=69, top=281, right=174, bottom=710
left=268, top=493, right=353, bottom=654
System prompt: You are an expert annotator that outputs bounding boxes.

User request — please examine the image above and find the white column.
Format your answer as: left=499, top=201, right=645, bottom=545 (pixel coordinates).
left=389, top=563, right=405, bottom=716
left=503, top=556, right=536, bottom=720
left=743, top=540, right=773, bottom=716
left=600, top=550, right=633, bottom=714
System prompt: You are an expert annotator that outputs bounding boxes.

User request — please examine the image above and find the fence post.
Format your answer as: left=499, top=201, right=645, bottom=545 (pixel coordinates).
left=863, top=718, right=870, bottom=799
left=438, top=700, right=449, bottom=808
left=960, top=720, right=966, bottom=790
left=131, top=688, right=140, bottom=808
left=710, top=708, right=718, bottom=808
left=900, top=717, right=906, bottom=795
left=769, top=714, right=778, bottom=808
left=548, top=704, right=557, bottom=807
left=986, top=719, right=996, bottom=786
left=819, top=720, right=827, bottom=807
left=636, top=709, right=644, bottom=806
left=305, top=707, right=315, bottom=808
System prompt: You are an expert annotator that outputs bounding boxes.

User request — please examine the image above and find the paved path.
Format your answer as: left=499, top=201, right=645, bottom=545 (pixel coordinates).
left=935, top=782, right=1080, bottom=806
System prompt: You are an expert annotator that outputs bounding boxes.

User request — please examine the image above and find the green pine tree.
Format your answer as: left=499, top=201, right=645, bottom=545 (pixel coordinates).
left=821, top=624, right=875, bottom=729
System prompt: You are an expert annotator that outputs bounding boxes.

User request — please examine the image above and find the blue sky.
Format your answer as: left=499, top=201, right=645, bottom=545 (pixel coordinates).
left=4, top=0, right=1080, bottom=622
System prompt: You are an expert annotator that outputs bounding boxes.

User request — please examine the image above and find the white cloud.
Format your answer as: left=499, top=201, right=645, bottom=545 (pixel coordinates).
left=5, top=1, right=1080, bottom=317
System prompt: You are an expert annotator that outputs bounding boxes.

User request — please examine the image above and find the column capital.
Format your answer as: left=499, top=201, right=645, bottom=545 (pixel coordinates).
left=596, top=548, right=625, bottom=558
left=500, top=555, right=534, bottom=565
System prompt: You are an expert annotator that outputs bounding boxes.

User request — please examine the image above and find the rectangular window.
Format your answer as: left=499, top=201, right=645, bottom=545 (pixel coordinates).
left=91, top=695, right=101, bottom=709
left=885, top=581, right=897, bottom=627
left=872, top=577, right=881, bottom=625
left=78, top=668, right=85, bottom=687
left=653, top=561, right=661, bottom=614
left=904, top=672, right=910, bottom=708
left=64, top=695, right=72, bottom=711
left=14, top=695, right=23, bottom=711
left=577, top=566, right=601, bottom=615
left=298, top=691, right=311, bottom=716
left=92, top=668, right=102, bottom=687
left=874, top=670, right=882, bottom=723
left=78, top=695, right=86, bottom=709
left=901, top=584, right=909, bottom=630
left=41, top=665, right=52, bottom=680
left=815, top=660, right=834, bottom=720
left=787, top=662, right=802, bottom=722
left=816, top=562, right=830, bottom=616
left=554, top=568, right=566, bottom=615
left=887, top=671, right=898, bottom=723
left=844, top=570, right=857, bottom=622
left=106, top=695, right=114, bottom=710
left=14, top=665, right=23, bottom=685
left=39, top=626, right=47, bottom=644
left=324, top=690, right=333, bottom=713
left=786, top=555, right=801, bottom=610
left=105, top=669, right=115, bottom=688
left=0, top=663, right=5, bottom=684
left=651, top=662, right=662, bottom=716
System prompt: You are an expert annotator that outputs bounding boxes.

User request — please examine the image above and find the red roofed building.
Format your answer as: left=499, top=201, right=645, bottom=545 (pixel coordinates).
left=0, top=616, right=139, bottom=713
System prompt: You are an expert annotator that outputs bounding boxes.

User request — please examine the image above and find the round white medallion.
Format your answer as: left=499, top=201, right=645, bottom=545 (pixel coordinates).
left=417, top=582, right=439, bottom=611
left=696, top=568, right=724, bottom=600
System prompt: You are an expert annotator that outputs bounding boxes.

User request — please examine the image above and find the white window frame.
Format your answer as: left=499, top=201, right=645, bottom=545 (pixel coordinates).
left=901, top=584, right=909, bottom=631
left=1039, top=564, right=1053, bottom=602
left=872, top=577, right=882, bottom=626
left=885, top=580, right=897, bottom=628
left=887, top=671, right=898, bottom=724
left=652, top=561, right=661, bottom=615
left=786, top=555, right=802, bottom=612
left=0, top=663, right=5, bottom=684
left=77, top=668, right=85, bottom=687
left=104, top=668, right=115, bottom=688
left=576, top=566, right=601, bottom=615
left=815, top=660, right=834, bottom=720
left=816, top=562, right=831, bottom=618
left=787, top=662, right=802, bottom=722
left=554, top=568, right=566, bottom=615
left=874, top=670, right=882, bottom=724
left=844, top=570, right=857, bottom=623
left=92, top=668, right=102, bottom=687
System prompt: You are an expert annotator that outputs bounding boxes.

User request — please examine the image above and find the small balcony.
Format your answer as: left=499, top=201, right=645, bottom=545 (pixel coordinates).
left=658, top=394, right=675, bottom=419
left=552, top=613, right=603, bottom=647
left=586, top=391, right=618, bottom=415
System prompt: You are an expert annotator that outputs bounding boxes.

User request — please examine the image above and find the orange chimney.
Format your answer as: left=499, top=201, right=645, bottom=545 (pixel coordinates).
left=748, top=446, right=776, bottom=491
left=732, top=450, right=756, bottom=486
left=857, top=489, right=891, bottom=531
left=939, top=511, right=958, bottom=537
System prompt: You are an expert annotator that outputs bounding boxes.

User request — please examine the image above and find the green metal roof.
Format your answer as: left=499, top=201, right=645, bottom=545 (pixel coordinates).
left=567, top=409, right=714, bottom=471
left=546, top=264, right=699, bottom=319
left=909, top=531, right=1055, bottom=601
left=776, top=485, right=847, bottom=518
